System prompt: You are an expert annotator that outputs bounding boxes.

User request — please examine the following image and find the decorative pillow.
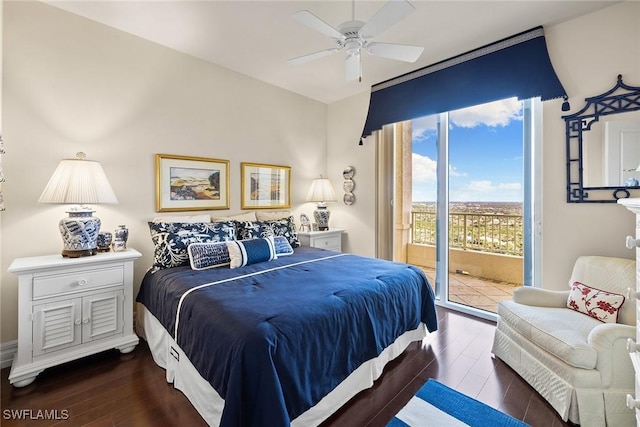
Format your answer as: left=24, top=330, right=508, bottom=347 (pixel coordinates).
left=226, top=237, right=277, bottom=269
left=273, top=236, right=294, bottom=256
left=265, top=216, right=300, bottom=248
left=148, top=221, right=236, bottom=272
left=566, top=281, right=625, bottom=323
left=152, top=215, right=211, bottom=223
left=187, top=242, right=231, bottom=270
left=235, top=220, right=275, bottom=240
left=255, top=211, right=291, bottom=221
left=213, top=212, right=257, bottom=222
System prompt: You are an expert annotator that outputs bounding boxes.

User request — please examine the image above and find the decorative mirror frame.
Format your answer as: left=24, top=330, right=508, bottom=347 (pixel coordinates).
left=563, top=74, right=640, bottom=203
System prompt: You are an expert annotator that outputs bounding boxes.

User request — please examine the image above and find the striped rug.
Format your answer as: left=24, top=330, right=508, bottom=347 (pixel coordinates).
left=388, top=380, right=530, bottom=427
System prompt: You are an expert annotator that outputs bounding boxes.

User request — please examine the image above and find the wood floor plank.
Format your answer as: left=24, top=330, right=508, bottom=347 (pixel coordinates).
left=1, top=307, right=571, bottom=427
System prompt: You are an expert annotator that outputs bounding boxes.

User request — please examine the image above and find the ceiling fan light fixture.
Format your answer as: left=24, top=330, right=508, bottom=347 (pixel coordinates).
left=288, top=0, right=422, bottom=82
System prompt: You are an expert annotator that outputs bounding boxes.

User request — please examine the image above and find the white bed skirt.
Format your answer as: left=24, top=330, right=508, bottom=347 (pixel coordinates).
left=136, top=303, right=428, bottom=426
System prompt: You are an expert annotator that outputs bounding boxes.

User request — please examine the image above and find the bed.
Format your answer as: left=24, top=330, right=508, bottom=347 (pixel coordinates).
left=135, top=221, right=437, bottom=427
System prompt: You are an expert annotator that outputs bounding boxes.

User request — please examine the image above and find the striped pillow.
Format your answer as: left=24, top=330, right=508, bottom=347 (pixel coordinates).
left=226, top=237, right=277, bottom=269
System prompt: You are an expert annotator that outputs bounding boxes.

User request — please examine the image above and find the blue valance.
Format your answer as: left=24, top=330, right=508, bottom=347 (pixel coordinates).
left=361, top=26, right=566, bottom=138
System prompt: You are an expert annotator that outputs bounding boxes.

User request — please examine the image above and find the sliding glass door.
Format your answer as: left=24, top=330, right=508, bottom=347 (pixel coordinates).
left=409, top=98, right=541, bottom=320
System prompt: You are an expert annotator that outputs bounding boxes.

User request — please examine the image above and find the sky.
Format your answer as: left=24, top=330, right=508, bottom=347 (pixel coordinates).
left=412, top=97, right=524, bottom=203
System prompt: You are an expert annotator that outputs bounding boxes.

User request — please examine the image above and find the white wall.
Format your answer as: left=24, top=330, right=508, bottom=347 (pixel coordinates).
left=328, top=1, right=640, bottom=289
left=326, top=91, right=376, bottom=256
left=1, top=2, right=327, bottom=343
left=541, top=1, right=640, bottom=288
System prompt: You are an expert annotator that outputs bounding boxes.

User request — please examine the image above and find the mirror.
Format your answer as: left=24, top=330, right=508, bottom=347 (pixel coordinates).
left=564, top=75, right=640, bottom=203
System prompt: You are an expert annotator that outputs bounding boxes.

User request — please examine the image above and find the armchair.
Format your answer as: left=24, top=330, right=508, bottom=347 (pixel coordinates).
left=492, top=256, right=636, bottom=427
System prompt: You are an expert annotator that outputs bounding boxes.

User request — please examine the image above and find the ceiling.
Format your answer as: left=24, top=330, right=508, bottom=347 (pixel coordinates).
left=45, top=0, right=617, bottom=105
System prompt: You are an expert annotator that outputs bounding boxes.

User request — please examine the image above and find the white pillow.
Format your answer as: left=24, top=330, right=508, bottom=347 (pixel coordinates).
left=152, top=214, right=211, bottom=223
left=255, top=211, right=291, bottom=221
left=214, top=212, right=257, bottom=222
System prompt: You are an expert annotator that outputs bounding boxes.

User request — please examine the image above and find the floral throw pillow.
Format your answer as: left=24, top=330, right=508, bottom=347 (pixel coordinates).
left=234, top=221, right=275, bottom=240
left=566, top=281, right=625, bottom=323
left=148, top=221, right=236, bottom=272
left=265, top=216, right=300, bottom=248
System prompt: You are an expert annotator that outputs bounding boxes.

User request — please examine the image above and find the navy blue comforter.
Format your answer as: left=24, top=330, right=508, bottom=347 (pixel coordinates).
left=137, top=247, right=437, bottom=427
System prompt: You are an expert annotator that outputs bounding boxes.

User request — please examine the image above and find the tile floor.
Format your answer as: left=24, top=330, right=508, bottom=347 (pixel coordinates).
left=417, top=267, right=520, bottom=313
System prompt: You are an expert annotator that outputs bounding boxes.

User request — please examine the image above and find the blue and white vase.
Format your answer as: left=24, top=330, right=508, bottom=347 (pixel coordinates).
left=97, top=232, right=112, bottom=252
left=112, top=225, right=129, bottom=252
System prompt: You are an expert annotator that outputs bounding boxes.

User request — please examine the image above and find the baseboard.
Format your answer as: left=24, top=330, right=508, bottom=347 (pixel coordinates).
left=1, top=340, right=17, bottom=369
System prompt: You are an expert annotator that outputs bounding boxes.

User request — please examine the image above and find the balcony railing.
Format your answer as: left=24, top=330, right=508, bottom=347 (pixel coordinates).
left=411, top=211, right=523, bottom=257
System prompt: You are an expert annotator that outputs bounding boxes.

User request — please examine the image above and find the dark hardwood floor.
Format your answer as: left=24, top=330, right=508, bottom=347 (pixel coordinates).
left=1, top=306, right=570, bottom=427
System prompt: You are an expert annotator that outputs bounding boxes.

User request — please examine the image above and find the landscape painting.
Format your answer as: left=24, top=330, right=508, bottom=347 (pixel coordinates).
left=156, top=154, right=229, bottom=211
left=169, top=167, right=220, bottom=201
left=241, top=162, right=290, bottom=209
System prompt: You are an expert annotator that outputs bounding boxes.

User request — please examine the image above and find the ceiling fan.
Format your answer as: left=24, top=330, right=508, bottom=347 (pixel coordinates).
left=288, top=0, right=424, bottom=82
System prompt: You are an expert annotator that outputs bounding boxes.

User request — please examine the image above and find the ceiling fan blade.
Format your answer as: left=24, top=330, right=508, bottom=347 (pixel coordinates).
left=360, top=0, right=416, bottom=39
left=288, top=47, right=341, bottom=65
left=367, top=42, right=424, bottom=62
left=292, top=10, right=345, bottom=40
left=345, top=53, right=361, bottom=82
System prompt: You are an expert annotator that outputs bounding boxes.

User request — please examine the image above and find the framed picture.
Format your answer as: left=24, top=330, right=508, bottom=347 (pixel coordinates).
left=155, top=154, right=230, bottom=212
left=241, top=162, right=291, bottom=209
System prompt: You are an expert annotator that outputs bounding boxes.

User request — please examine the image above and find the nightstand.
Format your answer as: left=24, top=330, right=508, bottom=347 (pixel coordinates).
left=8, top=249, right=142, bottom=387
left=298, top=229, right=345, bottom=252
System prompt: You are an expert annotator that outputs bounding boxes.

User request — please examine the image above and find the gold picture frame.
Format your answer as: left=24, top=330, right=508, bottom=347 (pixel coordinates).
left=241, top=162, right=291, bottom=209
left=156, top=154, right=230, bottom=212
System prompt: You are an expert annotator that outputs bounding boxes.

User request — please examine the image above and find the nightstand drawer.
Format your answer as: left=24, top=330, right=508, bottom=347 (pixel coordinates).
left=33, top=265, right=124, bottom=299
left=314, top=235, right=341, bottom=250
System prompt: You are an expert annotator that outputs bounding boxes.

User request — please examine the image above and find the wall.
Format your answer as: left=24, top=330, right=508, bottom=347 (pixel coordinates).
left=541, top=1, right=640, bottom=288
left=1, top=2, right=327, bottom=344
left=328, top=1, right=640, bottom=289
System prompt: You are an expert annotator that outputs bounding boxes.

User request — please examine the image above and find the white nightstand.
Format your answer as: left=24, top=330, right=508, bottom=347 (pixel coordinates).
left=298, top=229, right=345, bottom=252
left=8, top=249, right=142, bottom=387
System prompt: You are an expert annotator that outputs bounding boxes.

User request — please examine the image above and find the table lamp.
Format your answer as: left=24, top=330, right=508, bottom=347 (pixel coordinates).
left=306, top=176, right=337, bottom=231
left=38, top=152, right=118, bottom=257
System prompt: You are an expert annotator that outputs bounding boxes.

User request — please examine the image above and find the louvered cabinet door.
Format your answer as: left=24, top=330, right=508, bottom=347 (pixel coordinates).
left=32, top=298, right=82, bottom=357
left=81, top=290, right=124, bottom=343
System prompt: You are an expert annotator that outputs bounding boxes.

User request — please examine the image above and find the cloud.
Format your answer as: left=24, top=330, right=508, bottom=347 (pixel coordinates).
left=412, top=98, right=522, bottom=140
left=412, top=153, right=437, bottom=183
left=450, top=98, right=522, bottom=128
left=412, top=115, right=437, bottom=143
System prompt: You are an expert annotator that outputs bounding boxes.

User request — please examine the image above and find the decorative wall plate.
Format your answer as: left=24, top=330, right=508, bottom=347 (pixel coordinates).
left=343, top=192, right=355, bottom=205
left=343, top=179, right=354, bottom=192
left=342, top=166, right=355, bottom=180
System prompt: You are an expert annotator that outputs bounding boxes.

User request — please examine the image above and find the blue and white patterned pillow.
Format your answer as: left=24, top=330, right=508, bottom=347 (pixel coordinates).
left=273, top=236, right=294, bottom=256
left=148, top=221, right=236, bottom=272
left=226, top=237, right=277, bottom=269
left=265, top=216, right=300, bottom=248
left=234, top=220, right=275, bottom=240
left=187, top=242, right=231, bottom=270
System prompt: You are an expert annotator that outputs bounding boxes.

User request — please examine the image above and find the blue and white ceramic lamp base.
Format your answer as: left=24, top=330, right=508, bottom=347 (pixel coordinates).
left=58, top=211, right=100, bottom=258
left=313, top=207, right=331, bottom=231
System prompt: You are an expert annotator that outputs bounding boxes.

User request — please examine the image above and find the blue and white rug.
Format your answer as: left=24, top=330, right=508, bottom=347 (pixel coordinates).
left=388, top=380, right=530, bottom=427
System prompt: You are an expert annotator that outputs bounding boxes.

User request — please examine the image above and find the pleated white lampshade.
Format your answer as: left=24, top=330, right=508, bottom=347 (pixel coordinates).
left=38, top=153, right=118, bottom=258
left=306, top=177, right=337, bottom=205
left=38, top=154, right=118, bottom=204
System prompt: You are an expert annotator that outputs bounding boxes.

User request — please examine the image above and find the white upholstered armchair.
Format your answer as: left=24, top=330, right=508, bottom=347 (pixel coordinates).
left=492, top=256, right=636, bottom=427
